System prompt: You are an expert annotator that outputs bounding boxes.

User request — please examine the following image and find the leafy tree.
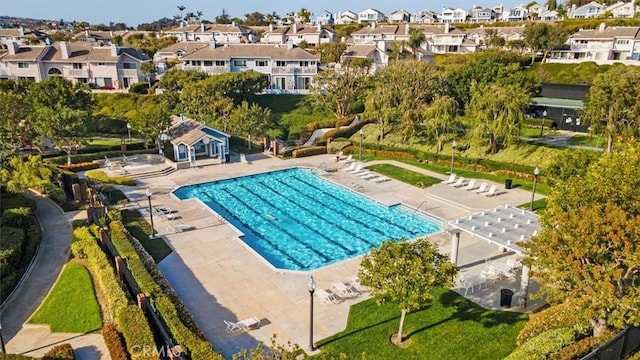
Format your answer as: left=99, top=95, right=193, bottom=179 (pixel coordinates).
left=546, top=0, right=558, bottom=10
left=525, top=141, right=640, bottom=337
left=297, top=8, right=312, bottom=24
left=0, top=90, right=31, bottom=159
left=358, top=238, right=458, bottom=344
left=244, top=12, right=266, bottom=26
left=523, top=23, right=569, bottom=64
left=111, top=34, right=123, bottom=46
left=466, top=81, right=530, bottom=154
left=309, top=63, right=370, bottom=118
left=216, top=9, right=231, bottom=24
left=229, top=101, right=272, bottom=149
left=0, top=155, right=52, bottom=194
left=544, top=149, right=601, bottom=187
left=140, top=62, right=157, bottom=91
left=582, top=66, right=640, bottom=153
left=408, top=27, right=425, bottom=50
left=265, top=12, right=280, bottom=25
left=126, top=97, right=171, bottom=147
left=177, top=5, right=186, bottom=20
left=423, top=95, right=460, bottom=152
left=507, top=39, right=527, bottom=55
left=27, top=77, right=92, bottom=165
left=488, top=36, right=506, bottom=48
left=180, top=71, right=267, bottom=110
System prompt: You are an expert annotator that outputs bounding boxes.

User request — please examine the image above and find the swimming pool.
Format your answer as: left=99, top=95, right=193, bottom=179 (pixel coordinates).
left=173, top=167, right=443, bottom=271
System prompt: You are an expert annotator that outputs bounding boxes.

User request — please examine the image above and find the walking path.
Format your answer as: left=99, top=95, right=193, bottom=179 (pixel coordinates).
left=520, top=130, right=604, bottom=152
left=2, top=194, right=109, bottom=359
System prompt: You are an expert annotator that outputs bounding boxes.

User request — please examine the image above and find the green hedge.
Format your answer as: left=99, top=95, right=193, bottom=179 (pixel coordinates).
left=0, top=354, right=35, bottom=359
left=58, top=162, right=101, bottom=172
left=42, top=343, right=75, bottom=360
left=71, top=226, right=157, bottom=359
left=517, top=303, right=590, bottom=345
left=292, top=146, right=327, bottom=158
left=85, top=170, right=136, bottom=186
left=551, top=329, right=616, bottom=360
left=101, top=323, right=128, bottom=360
left=506, top=327, right=579, bottom=360
left=45, top=149, right=153, bottom=165
left=108, top=222, right=221, bottom=360
left=0, top=193, right=36, bottom=212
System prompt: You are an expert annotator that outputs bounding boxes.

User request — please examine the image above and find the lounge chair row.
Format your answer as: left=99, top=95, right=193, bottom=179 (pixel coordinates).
left=342, top=162, right=391, bottom=184
left=315, top=277, right=366, bottom=305
left=443, top=174, right=498, bottom=197
left=224, top=316, right=261, bottom=334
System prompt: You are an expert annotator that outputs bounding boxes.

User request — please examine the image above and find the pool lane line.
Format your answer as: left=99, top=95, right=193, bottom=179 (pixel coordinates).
left=201, top=192, right=307, bottom=269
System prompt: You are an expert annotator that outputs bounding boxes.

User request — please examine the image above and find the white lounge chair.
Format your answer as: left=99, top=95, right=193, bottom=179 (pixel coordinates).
left=240, top=153, right=251, bottom=164
left=371, top=176, right=391, bottom=183
left=449, top=177, right=465, bottom=187
left=332, top=281, right=359, bottom=297
left=461, top=179, right=476, bottom=191
left=346, top=163, right=363, bottom=173
left=481, top=185, right=498, bottom=197
left=443, top=173, right=456, bottom=184
left=224, top=316, right=261, bottom=333
left=470, top=182, right=488, bottom=193
left=342, top=162, right=358, bottom=172
left=355, top=169, right=373, bottom=177
left=360, top=172, right=379, bottom=180
left=315, top=288, right=340, bottom=305
left=348, top=276, right=367, bottom=291
left=340, top=154, right=353, bottom=163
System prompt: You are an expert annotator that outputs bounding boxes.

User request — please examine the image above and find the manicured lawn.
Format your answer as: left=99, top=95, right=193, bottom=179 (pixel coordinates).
left=121, top=209, right=173, bottom=263
left=367, top=164, right=441, bottom=188
left=568, top=135, right=606, bottom=149
left=30, top=262, right=102, bottom=333
left=316, top=287, right=527, bottom=359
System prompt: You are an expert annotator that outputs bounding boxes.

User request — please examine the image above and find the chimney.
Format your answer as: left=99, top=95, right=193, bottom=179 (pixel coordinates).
left=200, top=23, right=205, bottom=32
left=269, top=24, right=274, bottom=31
left=85, top=29, right=89, bottom=38
left=210, top=40, right=216, bottom=49
left=405, top=23, right=410, bottom=34
left=19, top=26, right=24, bottom=36
left=7, top=42, right=19, bottom=55
left=110, top=30, right=113, bottom=37
left=377, top=40, right=386, bottom=52
left=293, top=23, right=298, bottom=33
left=371, top=21, right=377, bottom=29
left=180, top=113, right=184, bottom=121
left=317, top=23, right=322, bottom=32
left=232, top=21, right=237, bottom=27
left=110, top=44, right=119, bottom=57
left=445, top=22, right=450, bottom=33
left=60, top=41, right=71, bottom=59
left=599, top=22, right=606, bottom=32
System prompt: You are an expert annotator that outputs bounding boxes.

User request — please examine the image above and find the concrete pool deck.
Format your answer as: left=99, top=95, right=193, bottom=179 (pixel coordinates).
left=120, top=153, right=545, bottom=359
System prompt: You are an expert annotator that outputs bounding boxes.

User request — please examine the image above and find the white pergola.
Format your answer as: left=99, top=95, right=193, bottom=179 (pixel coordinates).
left=447, top=204, right=541, bottom=304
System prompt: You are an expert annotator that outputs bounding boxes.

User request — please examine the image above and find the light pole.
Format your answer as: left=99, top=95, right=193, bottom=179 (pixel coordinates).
left=126, top=123, right=131, bottom=144
left=540, top=110, right=547, bottom=137
left=146, top=187, right=156, bottom=238
left=530, top=167, right=540, bottom=211
left=0, top=317, right=5, bottom=353
left=308, top=275, right=316, bottom=352
left=450, top=140, right=456, bottom=174
left=359, top=129, right=363, bottom=161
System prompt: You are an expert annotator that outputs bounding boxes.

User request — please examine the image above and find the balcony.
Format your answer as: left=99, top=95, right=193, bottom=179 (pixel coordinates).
left=271, top=66, right=316, bottom=74
left=117, top=69, right=139, bottom=77
left=63, top=68, right=90, bottom=78
left=569, top=43, right=612, bottom=50
left=182, top=65, right=228, bottom=74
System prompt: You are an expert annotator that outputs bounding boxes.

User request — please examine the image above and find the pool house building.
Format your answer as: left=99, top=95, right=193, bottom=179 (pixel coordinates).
left=165, top=114, right=231, bottom=166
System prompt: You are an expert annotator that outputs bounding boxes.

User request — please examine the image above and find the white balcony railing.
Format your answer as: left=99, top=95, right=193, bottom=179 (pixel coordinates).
left=271, top=66, right=317, bottom=75
left=117, top=69, right=139, bottom=77
left=182, top=65, right=228, bottom=74
left=63, top=68, right=90, bottom=77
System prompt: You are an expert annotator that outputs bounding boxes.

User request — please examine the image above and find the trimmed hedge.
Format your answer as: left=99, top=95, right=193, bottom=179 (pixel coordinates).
left=551, top=329, right=616, bottom=360
left=292, top=146, right=327, bottom=158
left=42, top=343, right=75, bottom=360
left=506, top=327, right=579, bottom=360
left=517, top=303, right=590, bottom=345
left=85, top=170, right=136, bottom=186
left=102, top=323, right=128, bottom=360
left=71, top=226, right=157, bottom=359
left=0, top=354, right=35, bottom=359
left=108, top=222, right=221, bottom=360
left=58, top=162, right=100, bottom=172
left=45, top=149, right=153, bottom=165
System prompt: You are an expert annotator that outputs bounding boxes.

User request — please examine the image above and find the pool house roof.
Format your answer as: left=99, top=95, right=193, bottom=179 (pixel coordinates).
left=166, top=115, right=230, bottom=146
left=447, top=204, right=541, bottom=254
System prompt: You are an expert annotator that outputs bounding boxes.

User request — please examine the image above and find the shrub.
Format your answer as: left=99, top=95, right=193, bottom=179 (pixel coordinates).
left=551, top=328, right=616, bottom=360
left=39, top=181, right=67, bottom=204
left=0, top=193, right=36, bottom=212
left=292, top=146, right=326, bottom=158
left=58, top=162, right=100, bottom=172
left=506, top=327, right=578, bottom=360
left=44, top=149, right=152, bottom=165
left=517, top=302, right=590, bottom=345
left=101, top=323, right=128, bottom=360
left=42, top=343, right=75, bottom=360
left=85, top=170, right=136, bottom=186
left=128, top=82, right=150, bottom=94
left=0, top=354, right=36, bottom=359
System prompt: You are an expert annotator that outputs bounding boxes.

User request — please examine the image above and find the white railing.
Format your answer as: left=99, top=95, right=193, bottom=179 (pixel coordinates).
left=117, top=69, right=139, bottom=77
left=262, top=89, right=310, bottom=95
left=63, top=68, right=90, bottom=77
left=546, top=58, right=640, bottom=66
left=271, top=66, right=316, bottom=74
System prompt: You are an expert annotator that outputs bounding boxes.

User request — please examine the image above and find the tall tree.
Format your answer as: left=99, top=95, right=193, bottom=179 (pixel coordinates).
left=523, top=23, right=568, bottom=65
left=0, top=89, right=31, bottom=159
left=297, top=8, right=312, bottom=24
left=229, top=101, right=272, bottom=149
left=546, top=0, right=558, bottom=10
left=525, top=141, right=640, bottom=337
left=358, top=238, right=458, bottom=345
left=127, top=97, right=171, bottom=148
left=423, top=95, right=460, bottom=152
left=315, top=42, right=347, bottom=63
left=140, top=62, right=157, bottom=91
left=27, top=77, right=92, bottom=165
left=244, top=12, right=266, bottom=26
left=0, top=155, right=52, bottom=194
left=216, top=9, right=231, bottom=24
left=466, top=81, right=530, bottom=154
left=177, top=5, right=186, bottom=21
left=309, top=63, right=370, bottom=118
left=407, top=27, right=425, bottom=50
left=582, top=66, right=640, bottom=153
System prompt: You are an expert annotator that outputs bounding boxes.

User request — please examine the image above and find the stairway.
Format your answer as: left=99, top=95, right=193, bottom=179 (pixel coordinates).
left=128, top=166, right=177, bottom=180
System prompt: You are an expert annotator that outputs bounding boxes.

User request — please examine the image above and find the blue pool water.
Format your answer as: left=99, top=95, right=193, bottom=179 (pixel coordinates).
left=173, top=167, right=443, bottom=271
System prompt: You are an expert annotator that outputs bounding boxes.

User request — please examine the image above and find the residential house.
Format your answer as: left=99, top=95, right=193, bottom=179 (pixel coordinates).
left=350, top=23, right=410, bottom=45
left=388, top=9, right=412, bottom=23
left=466, top=25, right=527, bottom=47
left=153, top=42, right=209, bottom=73
left=606, top=1, right=639, bottom=18
left=358, top=8, right=386, bottom=24
left=469, top=7, right=497, bottom=23
left=74, top=30, right=116, bottom=45
left=340, top=43, right=390, bottom=74
left=163, top=22, right=255, bottom=44
left=568, top=1, right=606, bottom=19
left=179, top=43, right=319, bottom=94
left=527, top=4, right=548, bottom=19
left=547, top=23, right=640, bottom=65
left=539, top=10, right=562, bottom=21
left=501, top=6, right=529, bottom=22
left=335, top=11, right=358, bottom=24
left=165, top=114, right=230, bottom=165
left=421, top=23, right=477, bottom=53
left=0, top=27, right=47, bottom=46
left=314, top=10, right=334, bottom=25
left=262, top=23, right=336, bottom=48
left=412, top=10, right=440, bottom=23
left=0, top=41, right=149, bottom=88
left=492, top=4, right=505, bottom=19
left=441, top=8, right=468, bottom=23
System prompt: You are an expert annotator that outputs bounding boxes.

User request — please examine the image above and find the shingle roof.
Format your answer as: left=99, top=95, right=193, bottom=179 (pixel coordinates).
left=343, top=45, right=377, bottom=57
left=156, top=42, right=209, bottom=54
left=352, top=25, right=401, bottom=35
left=572, top=26, right=640, bottom=39
left=166, top=115, right=230, bottom=146
left=38, top=42, right=149, bottom=62
left=2, top=46, right=49, bottom=61
left=41, top=43, right=92, bottom=61
left=265, top=25, right=333, bottom=36
left=182, top=44, right=319, bottom=61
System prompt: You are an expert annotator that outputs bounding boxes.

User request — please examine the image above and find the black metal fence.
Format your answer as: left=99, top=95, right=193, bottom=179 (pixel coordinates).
left=581, top=327, right=640, bottom=360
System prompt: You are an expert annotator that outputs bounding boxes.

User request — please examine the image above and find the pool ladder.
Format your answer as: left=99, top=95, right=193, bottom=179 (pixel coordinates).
left=416, top=200, right=429, bottom=212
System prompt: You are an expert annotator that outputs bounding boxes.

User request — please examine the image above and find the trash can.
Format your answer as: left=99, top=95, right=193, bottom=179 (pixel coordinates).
left=504, top=179, right=513, bottom=190
left=500, top=289, right=514, bottom=308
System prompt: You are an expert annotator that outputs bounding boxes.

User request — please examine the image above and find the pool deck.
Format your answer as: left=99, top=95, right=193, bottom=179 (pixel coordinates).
left=120, top=153, right=546, bottom=359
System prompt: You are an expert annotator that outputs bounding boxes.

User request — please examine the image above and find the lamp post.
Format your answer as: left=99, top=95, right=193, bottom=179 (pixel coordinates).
left=0, top=317, right=5, bottom=353
left=126, top=123, right=131, bottom=143
left=146, top=187, right=156, bottom=238
left=530, top=167, right=540, bottom=211
left=308, top=275, right=316, bottom=352
left=359, top=129, right=363, bottom=161
left=450, top=140, right=456, bottom=174
left=540, top=110, right=547, bottom=137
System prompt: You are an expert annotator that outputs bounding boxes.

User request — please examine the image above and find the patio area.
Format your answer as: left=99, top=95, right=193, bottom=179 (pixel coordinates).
left=121, top=153, right=545, bottom=358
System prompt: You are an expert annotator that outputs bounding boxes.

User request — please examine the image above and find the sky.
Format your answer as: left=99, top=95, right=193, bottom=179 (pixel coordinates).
left=2, top=0, right=525, bottom=27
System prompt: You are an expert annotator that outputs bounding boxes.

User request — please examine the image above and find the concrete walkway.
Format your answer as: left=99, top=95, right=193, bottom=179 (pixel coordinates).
left=2, top=194, right=109, bottom=359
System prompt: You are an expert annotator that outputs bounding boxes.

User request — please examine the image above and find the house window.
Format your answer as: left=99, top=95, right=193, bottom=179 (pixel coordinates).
left=233, top=59, right=246, bottom=66
left=18, top=62, right=29, bottom=69
left=255, top=60, right=268, bottom=66
left=72, top=63, right=83, bottom=69
left=215, top=61, right=225, bottom=66
left=616, top=39, right=629, bottom=45
left=297, top=77, right=311, bottom=89
left=203, top=61, right=213, bottom=66
left=275, top=61, right=286, bottom=67
left=274, top=77, right=286, bottom=89
left=97, top=62, right=106, bottom=66
left=175, top=50, right=184, bottom=57
left=122, top=63, right=136, bottom=69
left=299, top=61, right=309, bottom=67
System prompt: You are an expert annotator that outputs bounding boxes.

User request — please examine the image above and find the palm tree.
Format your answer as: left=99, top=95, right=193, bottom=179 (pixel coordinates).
left=177, top=5, right=186, bottom=20
left=297, top=8, right=312, bottom=24
left=408, top=28, right=425, bottom=51
left=196, top=10, right=203, bottom=23
left=286, top=11, right=295, bottom=24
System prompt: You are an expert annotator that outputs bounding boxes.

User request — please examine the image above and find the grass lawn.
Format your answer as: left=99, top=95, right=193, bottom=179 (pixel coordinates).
left=121, top=209, right=172, bottom=263
left=316, top=287, right=527, bottom=359
left=367, top=164, right=441, bottom=188
left=568, top=135, right=606, bottom=149
left=29, top=262, right=102, bottom=333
